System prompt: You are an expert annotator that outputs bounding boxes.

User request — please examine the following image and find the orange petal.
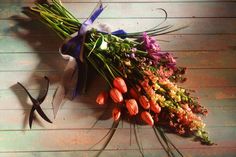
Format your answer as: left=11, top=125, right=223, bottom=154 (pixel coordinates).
left=126, top=99, right=139, bottom=116
left=112, top=107, right=121, bottom=121
left=150, top=100, right=161, bottom=114
left=141, top=111, right=154, bottom=126
left=110, top=88, right=123, bottom=103
left=96, top=91, right=108, bottom=105
left=139, top=95, right=150, bottom=109
left=113, top=77, right=127, bottom=93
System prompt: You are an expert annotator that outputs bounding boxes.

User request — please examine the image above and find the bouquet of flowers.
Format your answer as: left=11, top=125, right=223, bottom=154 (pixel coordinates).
left=22, top=0, right=213, bottom=156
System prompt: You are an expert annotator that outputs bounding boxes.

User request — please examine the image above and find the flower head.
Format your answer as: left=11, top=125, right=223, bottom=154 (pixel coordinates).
left=113, top=77, right=127, bottom=93
left=112, top=107, right=121, bottom=121
left=110, top=88, right=123, bottom=103
left=126, top=99, right=139, bottom=116
left=96, top=91, right=108, bottom=105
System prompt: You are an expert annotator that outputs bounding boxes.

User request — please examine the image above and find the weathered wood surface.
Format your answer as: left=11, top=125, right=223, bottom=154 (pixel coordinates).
left=0, top=0, right=236, bottom=157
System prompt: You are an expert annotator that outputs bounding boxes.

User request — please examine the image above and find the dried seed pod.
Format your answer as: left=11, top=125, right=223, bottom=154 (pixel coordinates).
left=139, top=95, right=150, bottom=109
left=96, top=91, right=108, bottom=105
left=112, top=107, right=121, bottom=121
left=126, top=99, right=139, bottom=116
left=141, top=111, right=154, bottom=126
left=113, top=77, right=127, bottom=93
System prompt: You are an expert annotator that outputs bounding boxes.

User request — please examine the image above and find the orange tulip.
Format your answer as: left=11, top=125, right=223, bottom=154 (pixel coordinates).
left=141, top=111, right=154, bottom=126
left=112, top=107, right=121, bottom=121
left=150, top=100, right=161, bottom=114
left=139, top=95, right=150, bottom=109
left=96, top=91, right=108, bottom=105
left=110, top=88, right=123, bottom=103
left=113, top=77, right=127, bottom=93
left=126, top=99, right=139, bottom=116
left=129, top=88, right=139, bottom=100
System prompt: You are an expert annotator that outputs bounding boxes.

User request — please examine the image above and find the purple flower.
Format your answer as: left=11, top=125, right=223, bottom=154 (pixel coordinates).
left=142, top=32, right=177, bottom=70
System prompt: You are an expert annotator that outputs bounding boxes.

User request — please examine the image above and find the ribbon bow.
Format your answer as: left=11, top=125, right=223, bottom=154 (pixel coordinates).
left=52, top=1, right=127, bottom=118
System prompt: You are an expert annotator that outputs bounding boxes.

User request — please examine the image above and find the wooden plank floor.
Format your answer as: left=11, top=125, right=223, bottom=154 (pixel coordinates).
left=0, top=0, right=236, bottom=156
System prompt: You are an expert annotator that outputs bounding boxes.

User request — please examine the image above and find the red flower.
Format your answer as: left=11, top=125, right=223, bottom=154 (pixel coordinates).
left=96, top=91, right=108, bottom=105
left=129, top=88, right=139, bottom=100
left=110, top=88, right=123, bottom=103
left=126, top=99, right=139, bottom=116
left=112, top=107, right=121, bottom=121
left=113, top=77, right=127, bottom=93
left=150, top=100, right=161, bottom=114
left=141, top=111, right=154, bottom=126
left=139, top=95, right=150, bottom=109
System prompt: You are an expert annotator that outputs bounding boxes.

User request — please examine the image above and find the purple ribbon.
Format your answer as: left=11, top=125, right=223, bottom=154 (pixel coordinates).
left=61, top=2, right=127, bottom=96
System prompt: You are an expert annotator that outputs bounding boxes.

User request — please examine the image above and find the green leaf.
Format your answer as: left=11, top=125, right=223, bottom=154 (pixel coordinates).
left=87, top=35, right=106, bottom=57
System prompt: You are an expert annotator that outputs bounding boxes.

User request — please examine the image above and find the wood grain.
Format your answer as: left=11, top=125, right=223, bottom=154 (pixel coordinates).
left=0, top=127, right=235, bottom=151
left=1, top=2, right=236, bottom=20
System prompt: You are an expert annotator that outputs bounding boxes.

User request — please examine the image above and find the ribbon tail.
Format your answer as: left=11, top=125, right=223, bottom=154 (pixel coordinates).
left=52, top=56, right=77, bottom=118
left=52, top=85, right=65, bottom=119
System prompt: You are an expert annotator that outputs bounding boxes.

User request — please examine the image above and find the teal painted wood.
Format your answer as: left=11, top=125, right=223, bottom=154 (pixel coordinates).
left=1, top=2, right=236, bottom=19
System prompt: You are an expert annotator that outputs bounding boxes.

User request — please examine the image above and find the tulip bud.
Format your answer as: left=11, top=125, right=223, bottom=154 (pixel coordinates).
left=139, top=95, right=150, bottom=109
left=112, top=107, right=121, bottom=121
left=110, top=88, right=123, bottom=103
left=113, top=77, right=127, bottom=93
left=150, top=100, right=161, bottom=114
left=129, top=88, right=139, bottom=100
left=141, top=111, right=154, bottom=126
left=126, top=99, right=139, bottom=116
left=96, top=91, right=108, bottom=105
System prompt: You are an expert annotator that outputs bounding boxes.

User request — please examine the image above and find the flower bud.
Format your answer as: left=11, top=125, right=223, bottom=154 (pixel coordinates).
left=112, top=107, right=121, bottom=121
left=139, top=95, right=150, bottom=109
left=113, top=77, right=127, bottom=93
left=126, top=99, right=139, bottom=116
left=96, top=91, right=108, bottom=105
left=150, top=100, right=161, bottom=114
left=141, top=111, right=154, bottom=126
left=129, top=88, right=139, bottom=100
left=110, top=88, right=123, bottom=103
